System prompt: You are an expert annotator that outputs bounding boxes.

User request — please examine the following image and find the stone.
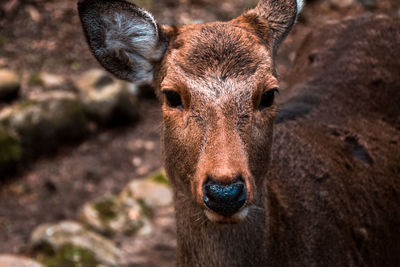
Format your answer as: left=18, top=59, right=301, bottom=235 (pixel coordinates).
left=79, top=195, right=152, bottom=237
left=74, top=69, right=139, bottom=125
left=120, top=171, right=173, bottom=208
left=79, top=171, right=171, bottom=237
left=38, top=244, right=99, bottom=267
left=30, top=221, right=121, bottom=266
left=0, top=91, right=89, bottom=154
left=0, top=125, right=22, bottom=175
left=29, top=72, right=65, bottom=88
left=0, top=69, right=20, bottom=101
left=0, top=254, right=43, bottom=267
left=329, top=0, right=357, bottom=8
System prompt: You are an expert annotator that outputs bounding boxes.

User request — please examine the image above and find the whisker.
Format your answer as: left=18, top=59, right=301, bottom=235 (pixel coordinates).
left=200, top=217, right=208, bottom=227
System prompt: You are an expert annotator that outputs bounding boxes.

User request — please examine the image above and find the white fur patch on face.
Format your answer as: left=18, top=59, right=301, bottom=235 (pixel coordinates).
left=296, top=0, right=305, bottom=14
left=204, top=207, right=249, bottom=223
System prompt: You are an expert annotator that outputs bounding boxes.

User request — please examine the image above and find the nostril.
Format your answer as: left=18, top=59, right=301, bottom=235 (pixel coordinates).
left=205, top=183, right=244, bottom=202
left=203, top=177, right=247, bottom=217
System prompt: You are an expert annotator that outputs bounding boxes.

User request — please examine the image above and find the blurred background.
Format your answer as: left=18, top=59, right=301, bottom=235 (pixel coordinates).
left=0, top=0, right=399, bottom=266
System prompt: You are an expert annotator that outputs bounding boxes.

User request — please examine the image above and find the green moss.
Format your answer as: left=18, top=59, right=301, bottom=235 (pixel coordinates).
left=59, top=100, right=86, bottom=122
left=149, top=171, right=169, bottom=186
left=0, top=220, right=13, bottom=233
left=137, top=199, right=154, bottom=219
left=52, top=99, right=89, bottom=138
left=29, top=73, right=45, bottom=87
left=18, top=99, right=38, bottom=109
left=42, top=244, right=99, bottom=267
left=123, top=224, right=140, bottom=237
left=122, top=213, right=145, bottom=236
left=70, top=62, right=80, bottom=71
left=93, top=198, right=118, bottom=223
left=0, top=35, right=8, bottom=47
left=0, top=126, right=22, bottom=164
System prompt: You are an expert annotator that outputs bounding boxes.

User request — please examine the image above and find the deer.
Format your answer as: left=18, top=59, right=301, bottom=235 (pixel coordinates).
left=77, top=0, right=400, bottom=266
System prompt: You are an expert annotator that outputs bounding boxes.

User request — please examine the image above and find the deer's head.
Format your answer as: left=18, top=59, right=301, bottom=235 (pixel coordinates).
left=78, top=0, right=303, bottom=224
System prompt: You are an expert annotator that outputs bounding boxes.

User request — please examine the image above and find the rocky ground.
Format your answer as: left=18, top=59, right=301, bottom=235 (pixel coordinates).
left=0, top=0, right=399, bottom=266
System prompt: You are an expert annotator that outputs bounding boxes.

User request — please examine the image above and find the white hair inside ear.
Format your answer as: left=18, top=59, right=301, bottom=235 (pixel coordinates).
left=297, top=0, right=305, bottom=14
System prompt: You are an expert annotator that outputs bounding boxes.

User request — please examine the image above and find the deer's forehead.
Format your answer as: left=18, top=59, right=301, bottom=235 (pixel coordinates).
left=162, top=23, right=273, bottom=101
left=166, top=23, right=271, bottom=78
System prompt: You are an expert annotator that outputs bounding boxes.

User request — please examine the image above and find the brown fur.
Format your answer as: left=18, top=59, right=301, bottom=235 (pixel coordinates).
left=266, top=14, right=400, bottom=266
left=78, top=0, right=400, bottom=266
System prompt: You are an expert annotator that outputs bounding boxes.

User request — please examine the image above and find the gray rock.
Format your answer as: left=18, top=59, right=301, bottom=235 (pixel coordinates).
left=29, top=72, right=65, bottom=89
left=0, top=255, right=43, bottom=267
left=75, top=69, right=139, bottom=124
left=0, top=69, right=20, bottom=101
left=79, top=171, right=171, bottom=237
left=0, top=91, right=88, bottom=154
left=30, top=221, right=121, bottom=266
left=79, top=195, right=153, bottom=237
left=327, top=0, right=355, bottom=8
left=120, top=171, right=173, bottom=208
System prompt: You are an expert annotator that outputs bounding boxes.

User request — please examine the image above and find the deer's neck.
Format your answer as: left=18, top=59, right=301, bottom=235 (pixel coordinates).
left=173, top=193, right=268, bottom=267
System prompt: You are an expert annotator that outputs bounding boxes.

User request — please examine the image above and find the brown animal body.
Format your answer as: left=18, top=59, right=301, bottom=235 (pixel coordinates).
left=78, top=0, right=400, bottom=266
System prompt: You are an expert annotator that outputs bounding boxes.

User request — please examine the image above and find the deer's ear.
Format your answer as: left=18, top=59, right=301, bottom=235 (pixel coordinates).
left=235, top=0, right=304, bottom=54
left=78, top=0, right=168, bottom=84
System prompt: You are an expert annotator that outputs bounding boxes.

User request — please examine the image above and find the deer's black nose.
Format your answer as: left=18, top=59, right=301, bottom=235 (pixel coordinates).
left=203, top=178, right=246, bottom=217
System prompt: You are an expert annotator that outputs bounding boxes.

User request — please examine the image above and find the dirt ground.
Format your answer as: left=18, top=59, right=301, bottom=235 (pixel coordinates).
left=0, top=0, right=399, bottom=266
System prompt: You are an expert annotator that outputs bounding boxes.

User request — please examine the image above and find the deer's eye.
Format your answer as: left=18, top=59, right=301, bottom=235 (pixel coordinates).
left=259, top=88, right=278, bottom=110
left=163, top=90, right=183, bottom=110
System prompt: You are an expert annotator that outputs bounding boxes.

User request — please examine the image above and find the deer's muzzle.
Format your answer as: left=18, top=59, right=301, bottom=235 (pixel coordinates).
left=203, top=177, right=247, bottom=217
